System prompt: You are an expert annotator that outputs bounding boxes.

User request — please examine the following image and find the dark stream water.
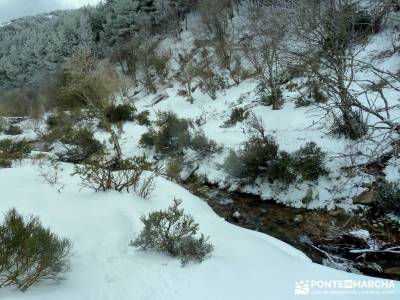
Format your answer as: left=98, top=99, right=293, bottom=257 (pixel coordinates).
left=184, top=179, right=400, bottom=280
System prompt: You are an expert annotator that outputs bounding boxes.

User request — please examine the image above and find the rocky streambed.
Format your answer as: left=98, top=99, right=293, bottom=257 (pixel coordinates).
left=184, top=178, right=400, bottom=281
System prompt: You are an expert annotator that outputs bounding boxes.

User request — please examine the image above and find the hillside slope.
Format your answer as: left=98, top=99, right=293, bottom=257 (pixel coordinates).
left=0, top=164, right=398, bottom=299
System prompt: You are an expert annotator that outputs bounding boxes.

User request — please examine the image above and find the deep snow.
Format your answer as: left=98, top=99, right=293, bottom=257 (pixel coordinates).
left=0, top=164, right=398, bottom=299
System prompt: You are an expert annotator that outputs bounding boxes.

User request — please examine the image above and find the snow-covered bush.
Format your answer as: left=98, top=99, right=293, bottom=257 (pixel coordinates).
left=135, top=110, right=151, bottom=126
left=139, top=112, right=191, bottom=156
left=105, top=103, right=136, bottom=123
left=225, top=138, right=328, bottom=183
left=0, top=139, right=32, bottom=161
left=268, top=151, right=297, bottom=184
left=4, top=125, right=23, bottom=136
left=131, top=199, right=213, bottom=266
left=46, top=112, right=71, bottom=130
left=73, top=155, right=155, bottom=198
left=165, top=160, right=183, bottom=182
left=140, top=112, right=220, bottom=157
left=292, top=142, right=329, bottom=181
left=223, top=107, right=248, bottom=127
left=376, top=181, right=400, bottom=217
left=224, top=135, right=279, bottom=180
left=60, top=128, right=104, bottom=163
left=0, top=208, right=71, bottom=292
left=190, top=131, right=221, bottom=157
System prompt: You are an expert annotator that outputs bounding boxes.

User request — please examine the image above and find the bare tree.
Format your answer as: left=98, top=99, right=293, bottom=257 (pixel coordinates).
left=195, top=0, right=243, bottom=84
left=242, top=1, right=290, bottom=110
left=290, top=0, right=370, bottom=138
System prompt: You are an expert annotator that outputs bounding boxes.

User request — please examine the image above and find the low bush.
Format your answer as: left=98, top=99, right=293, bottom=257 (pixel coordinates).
left=105, top=103, right=136, bottom=123
left=224, top=138, right=328, bottom=183
left=4, top=125, right=23, bottom=136
left=165, top=160, right=183, bottom=181
left=292, top=142, right=329, bottom=181
left=0, top=89, right=45, bottom=117
left=140, top=112, right=220, bottom=157
left=135, top=110, right=151, bottom=126
left=190, top=131, right=221, bottom=157
left=223, top=107, right=248, bottom=127
left=73, top=155, right=155, bottom=198
left=46, top=112, right=75, bottom=131
left=302, top=188, right=315, bottom=206
left=295, top=97, right=313, bottom=108
left=269, top=151, right=297, bottom=184
left=59, top=128, right=103, bottom=163
left=223, top=150, right=244, bottom=179
left=139, top=130, right=156, bottom=148
left=0, top=208, right=71, bottom=291
left=309, top=82, right=327, bottom=103
left=139, top=112, right=191, bottom=156
left=376, top=181, right=400, bottom=216
left=0, top=159, right=12, bottom=168
left=224, top=135, right=279, bottom=180
left=0, top=138, right=32, bottom=161
left=131, top=199, right=213, bottom=265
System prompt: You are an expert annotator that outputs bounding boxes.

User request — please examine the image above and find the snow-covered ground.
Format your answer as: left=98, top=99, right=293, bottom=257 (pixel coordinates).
left=101, top=78, right=373, bottom=211
left=0, top=163, right=398, bottom=299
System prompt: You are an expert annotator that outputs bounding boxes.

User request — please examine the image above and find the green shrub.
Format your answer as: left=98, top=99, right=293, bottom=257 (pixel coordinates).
left=131, top=199, right=213, bottom=265
left=0, top=138, right=32, bottom=161
left=139, top=131, right=156, bottom=148
left=105, top=103, right=136, bottom=123
left=310, top=83, right=327, bottom=103
left=46, top=114, right=60, bottom=129
left=0, top=208, right=71, bottom=291
left=376, top=181, right=400, bottom=216
left=225, top=140, right=328, bottom=183
left=295, top=97, right=313, bottom=108
left=46, top=112, right=75, bottom=131
left=135, top=110, right=151, bottom=126
left=223, top=150, right=245, bottom=179
left=224, top=135, right=279, bottom=180
left=269, top=151, right=297, bottom=184
left=4, top=125, right=23, bottom=136
left=292, top=142, right=329, bottom=181
left=190, top=131, right=221, bottom=157
left=59, top=128, right=103, bottom=163
left=223, top=107, right=248, bottom=127
left=140, top=112, right=191, bottom=156
left=140, top=112, right=220, bottom=157
left=302, top=188, right=314, bottom=206
left=43, top=112, right=80, bottom=146
left=165, top=160, right=183, bottom=181
left=0, top=159, right=12, bottom=168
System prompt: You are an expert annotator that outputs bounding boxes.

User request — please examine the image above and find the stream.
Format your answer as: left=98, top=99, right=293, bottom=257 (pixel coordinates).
left=184, top=178, right=400, bottom=281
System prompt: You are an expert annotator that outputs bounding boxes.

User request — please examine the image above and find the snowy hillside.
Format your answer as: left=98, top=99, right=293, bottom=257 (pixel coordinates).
left=1, top=0, right=400, bottom=298
left=0, top=164, right=398, bottom=299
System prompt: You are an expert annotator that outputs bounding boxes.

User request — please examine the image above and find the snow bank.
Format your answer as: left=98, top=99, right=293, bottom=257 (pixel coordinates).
left=0, top=164, right=398, bottom=299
